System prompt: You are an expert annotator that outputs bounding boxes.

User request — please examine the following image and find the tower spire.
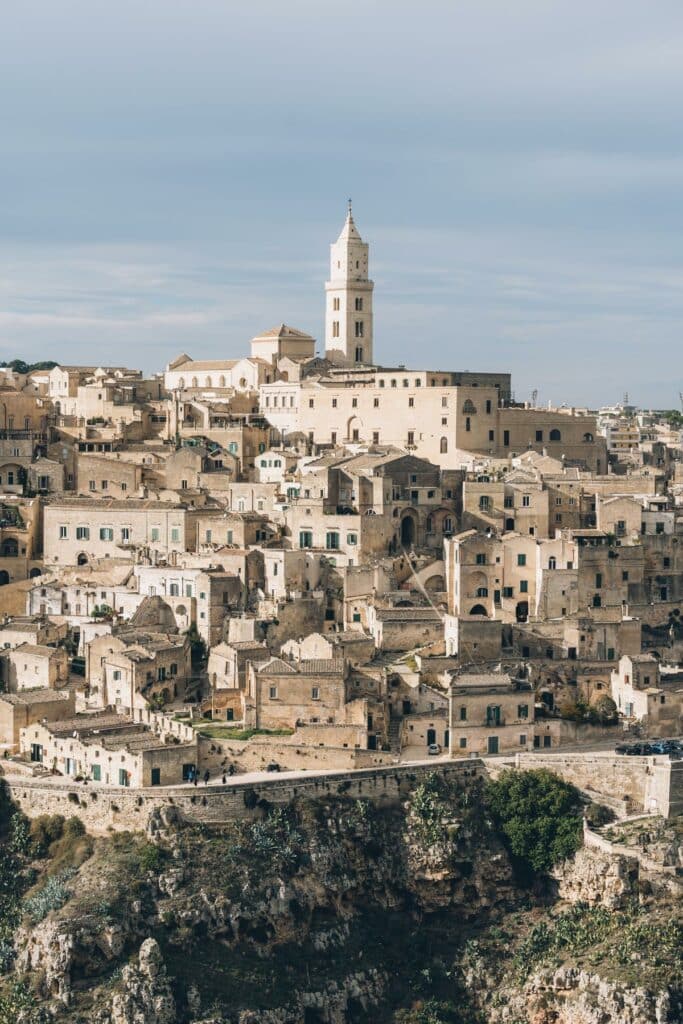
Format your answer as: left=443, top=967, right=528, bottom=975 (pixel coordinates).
left=325, top=205, right=374, bottom=365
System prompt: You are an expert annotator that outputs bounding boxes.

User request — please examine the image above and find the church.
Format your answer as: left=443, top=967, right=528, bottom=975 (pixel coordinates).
left=165, top=206, right=604, bottom=472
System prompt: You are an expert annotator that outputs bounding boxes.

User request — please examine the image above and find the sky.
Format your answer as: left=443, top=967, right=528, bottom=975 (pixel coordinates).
left=1, top=0, right=683, bottom=409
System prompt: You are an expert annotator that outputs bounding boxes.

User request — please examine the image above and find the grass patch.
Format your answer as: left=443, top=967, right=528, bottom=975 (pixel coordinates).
left=193, top=724, right=294, bottom=741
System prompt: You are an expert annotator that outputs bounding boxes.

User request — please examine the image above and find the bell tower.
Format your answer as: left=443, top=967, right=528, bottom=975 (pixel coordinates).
left=325, top=201, right=374, bottom=364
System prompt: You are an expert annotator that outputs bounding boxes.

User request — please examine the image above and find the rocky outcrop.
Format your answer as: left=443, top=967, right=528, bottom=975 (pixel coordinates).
left=105, top=939, right=175, bottom=1024
left=552, top=845, right=640, bottom=910
left=499, top=965, right=671, bottom=1024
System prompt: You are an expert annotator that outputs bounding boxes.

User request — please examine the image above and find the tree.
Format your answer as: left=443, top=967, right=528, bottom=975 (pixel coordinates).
left=590, top=694, right=617, bottom=724
left=484, top=769, right=583, bottom=878
left=394, top=1000, right=460, bottom=1024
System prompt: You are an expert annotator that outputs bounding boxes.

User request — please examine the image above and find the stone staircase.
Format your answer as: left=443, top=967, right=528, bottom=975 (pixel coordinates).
left=388, top=715, right=402, bottom=754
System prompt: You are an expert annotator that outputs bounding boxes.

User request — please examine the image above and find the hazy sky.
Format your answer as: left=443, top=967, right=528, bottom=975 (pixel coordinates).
left=2, top=0, right=683, bottom=408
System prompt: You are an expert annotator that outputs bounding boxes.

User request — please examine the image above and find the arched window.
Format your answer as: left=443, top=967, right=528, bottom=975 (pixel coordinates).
left=592, top=594, right=602, bottom=608
left=549, top=428, right=561, bottom=441
left=426, top=514, right=434, bottom=533
left=548, top=557, right=557, bottom=570
left=191, top=377, right=198, bottom=388
left=177, top=377, right=185, bottom=389
left=205, top=377, right=212, bottom=388
left=462, top=399, right=477, bottom=414
left=476, top=587, right=489, bottom=598
left=440, top=437, right=448, bottom=453
left=479, top=495, right=490, bottom=511
left=583, top=432, right=594, bottom=442
left=219, top=375, right=226, bottom=387
left=443, top=516, right=453, bottom=533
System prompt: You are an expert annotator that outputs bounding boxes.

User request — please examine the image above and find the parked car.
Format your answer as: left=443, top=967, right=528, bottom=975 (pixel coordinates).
left=427, top=743, right=441, bottom=755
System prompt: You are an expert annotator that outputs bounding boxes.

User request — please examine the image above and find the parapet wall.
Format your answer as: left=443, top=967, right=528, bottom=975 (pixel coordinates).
left=2, top=759, right=485, bottom=835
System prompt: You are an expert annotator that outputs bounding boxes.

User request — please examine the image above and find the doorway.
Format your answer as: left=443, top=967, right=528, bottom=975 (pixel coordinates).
left=487, top=736, right=499, bottom=755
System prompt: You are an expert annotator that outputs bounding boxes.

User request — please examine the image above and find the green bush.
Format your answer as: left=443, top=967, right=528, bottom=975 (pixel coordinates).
left=484, top=769, right=583, bottom=878
left=394, top=999, right=460, bottom=1024
left=29, top=815, right=66, bottom=855
left=23, top=869, right=76, bottom=923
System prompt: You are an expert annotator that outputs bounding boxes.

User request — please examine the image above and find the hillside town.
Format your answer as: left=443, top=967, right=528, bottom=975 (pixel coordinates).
left=1, top=206, right=683, bottom=790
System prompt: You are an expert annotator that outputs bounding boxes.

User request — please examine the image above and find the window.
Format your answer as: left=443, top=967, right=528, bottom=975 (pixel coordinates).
left=503, top=430, right=510, bottom=446
left=459, top=706, right=467, bottom=721
left=113, top=670, right=121, bottom=681
left=101, top=480, right=108, bottom=491
left=331, top=431, right=337, bottom=444
left=355, top=297, right=363, bottom=311
left=205, top=529, right=212, bottom=543
left=479, top=496, right=490, bottom=512
left=92, top=764, right=101, bottom=781
left=518, top=704, right=529, bottom=719
left=522, top=495, right=530, bottom=507
left=441, top=396, right=447, bottom=407
left=535, top=430, right=543, bottom=442
left=622, top=570, right=629, bottom=581
left=549, top=428, right=561, bottom=441
left=476, top=552, right=486, bottom=564
left=352, top=397, right=358, bottom=408
left=151, top=528, right=160, bottom=543
left=595, top=573, right=602, bottom=588
left=517, top=553, right=526, bottom=566
left=311, top=686, right=320, bottom=699
left=502, top=586, right=514, bottom=598
left=121, top=527, right=130, bottom=542
left=440, top=437, right=448, bottom=454
left=332, top=398, right=337, bottom=408
left=663, top=556, right=671, bottom=568
left=326, top=531, right=340, bottom=550
left=476, top=587, right=488, bottom=598
left=171, top=528, right=180, bottom=543
left=299, top=530, right=313, bottom=548
left=372, top=432, right=379, bottom=444
left=76, top=526, right=89, bottom=540
left=520, top=580, right=528, bottom=593
left=548, top=556, right=557, bottom=570
left=269, top=686, right=278, bottom=700
left=408, top=397, right=414, bottom=407
left=89, top=480, right=96, bottom=491
left=347, top=533, right=357, bottom=545
left=355, top=321, right=364, bottom=337
left=407, top=431, right=415, bottom=445
left=555, top=497, right=562, bottom=506
left=99, top=527, right=113, bottom=541
left=59, top=525, right=68, bottom=539
left=332, top=321, right=340, bottom=338
left=333, top=296, right=340, bottom=310
left=459, top=737, right=467, bottom=749
left=486, top=399, right=492, bottom=413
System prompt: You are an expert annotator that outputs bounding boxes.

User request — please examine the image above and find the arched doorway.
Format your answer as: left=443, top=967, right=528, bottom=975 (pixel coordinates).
left=77, top=553, right=89, bottom=566
left=0, top=571, right=9, bottom=586
left=469, top=604, right=488, bottom=616
left=427, top=728, right=437, bottom=746
left=29, top=567, right=41, bottom=578
left=400, top=511, right=417, bottom=547
left=516, top=601, right=529, bottom=622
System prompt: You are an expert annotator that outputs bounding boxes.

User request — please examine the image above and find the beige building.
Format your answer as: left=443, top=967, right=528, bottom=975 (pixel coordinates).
left=247, top=656, right=349, bottom=731
left=1, top=644, right=69, bottom=693
left=0, top=688, right=75, bottom=749
left=20, top=708, right=198, bottom=787
left=447, top=671, right=536, bottom=756
left=43, top=498, right=203, bottom=566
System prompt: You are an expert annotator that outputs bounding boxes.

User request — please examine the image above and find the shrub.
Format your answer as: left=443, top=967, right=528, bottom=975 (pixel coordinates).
left=394, top=999, right=460, bottom=1024
left=23, top=869, right=76, bottom=923
left=30, top=814, right=65, bottom=855
left=485, top=769, right=583, bottom=878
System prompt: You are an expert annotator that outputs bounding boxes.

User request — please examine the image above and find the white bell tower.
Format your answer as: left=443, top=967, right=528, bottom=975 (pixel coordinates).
left=325, top=201, right=374, bottom=364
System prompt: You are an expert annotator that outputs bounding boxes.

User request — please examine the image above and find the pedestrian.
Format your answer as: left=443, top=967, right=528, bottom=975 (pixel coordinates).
left=193, top=769, right=198, bottom=787
left=221, top=771, right=227, bottom=785
left=203, top=769, right=210, bottom=785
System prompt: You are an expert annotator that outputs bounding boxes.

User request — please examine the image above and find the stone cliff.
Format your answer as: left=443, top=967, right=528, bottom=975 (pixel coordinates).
left=0, top=772, right=680, bottom=1024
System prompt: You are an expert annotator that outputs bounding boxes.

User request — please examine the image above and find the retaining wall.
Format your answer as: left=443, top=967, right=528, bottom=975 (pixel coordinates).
left=1, top=759, right=485, bottom=835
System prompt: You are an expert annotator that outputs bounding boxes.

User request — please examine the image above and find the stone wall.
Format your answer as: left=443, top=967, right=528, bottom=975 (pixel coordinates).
left=502, top=752, right=681, bottom=818
left=2, top=759, right=485, bottom=835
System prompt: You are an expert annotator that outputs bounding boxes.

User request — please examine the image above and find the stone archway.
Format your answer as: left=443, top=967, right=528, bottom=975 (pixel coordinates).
left=469, top=604, right=488, bottom=616
left=77, top=553, right=89, bottom=566
left=400, top=510, right=417, bottom=547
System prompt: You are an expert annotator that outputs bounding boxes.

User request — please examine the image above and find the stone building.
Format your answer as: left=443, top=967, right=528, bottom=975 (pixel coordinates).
left=447, top=671, right=536, bottom=756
